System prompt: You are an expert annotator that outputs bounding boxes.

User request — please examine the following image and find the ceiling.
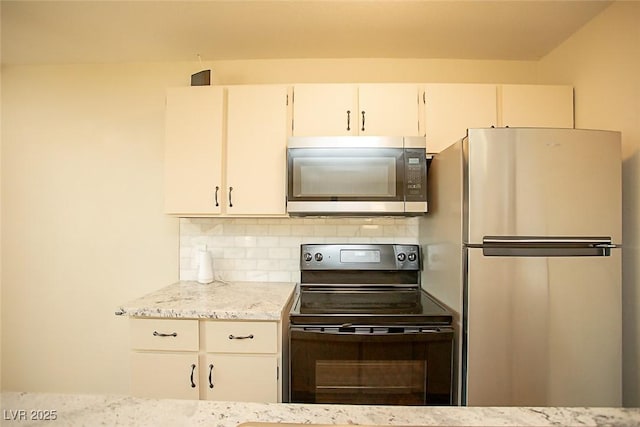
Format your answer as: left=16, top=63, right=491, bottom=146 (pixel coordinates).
left=1, top=0, right=613, bottom=66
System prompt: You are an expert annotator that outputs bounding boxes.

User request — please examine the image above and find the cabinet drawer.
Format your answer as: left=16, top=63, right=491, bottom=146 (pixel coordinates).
left=204, top=321, right=277, bottom=354
left=130, top=318, right=199, bottom=351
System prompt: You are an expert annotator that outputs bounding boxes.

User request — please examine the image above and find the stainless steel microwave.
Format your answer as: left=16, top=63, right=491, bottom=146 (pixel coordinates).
left=286, top=136, right=428, bottom=216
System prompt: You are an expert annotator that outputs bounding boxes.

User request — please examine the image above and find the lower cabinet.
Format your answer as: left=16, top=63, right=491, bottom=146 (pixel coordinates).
left=202, top=320, right=279, bottom=402
left=131, top=352, right=200, bottom=400
left=129, top=317, right=283, bottom=402
left=204, top=354, right=278, bottom=402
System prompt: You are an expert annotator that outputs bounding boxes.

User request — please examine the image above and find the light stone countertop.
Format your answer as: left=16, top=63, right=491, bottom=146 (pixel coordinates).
left=2, top=392, right=640, bottom=427
left=106, top=281, right=640, bottom=427
left=117, top=281, right=297, bottom=320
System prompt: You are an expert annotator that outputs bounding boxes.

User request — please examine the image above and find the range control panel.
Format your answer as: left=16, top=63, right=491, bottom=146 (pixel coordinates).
left=300, top=244, right=420, bottom=271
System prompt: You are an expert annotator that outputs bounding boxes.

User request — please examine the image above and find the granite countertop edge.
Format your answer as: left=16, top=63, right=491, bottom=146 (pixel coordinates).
left=2, top=392, right=639, bottom=427
left=117, top=281, right=297, bottom=321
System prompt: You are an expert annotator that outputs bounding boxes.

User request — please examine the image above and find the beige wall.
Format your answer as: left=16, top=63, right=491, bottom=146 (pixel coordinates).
left=0, top=63, right=186, bottom=393
left=538, top=1, right=640, bottom=407
left=204, top=58, right=538, bottom=85
left=1, top=58, right=538, bottom=394
left=0, top=4, right=3, bottom=388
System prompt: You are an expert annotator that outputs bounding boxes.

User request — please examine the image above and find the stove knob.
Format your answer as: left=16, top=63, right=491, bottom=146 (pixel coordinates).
left=303, top=252, right=312, bottom=262
left=408, top=253, right=417, bottom=262
left=397, top=252, right=407, bottom=262
left=314, top=253, right=323, bottom=262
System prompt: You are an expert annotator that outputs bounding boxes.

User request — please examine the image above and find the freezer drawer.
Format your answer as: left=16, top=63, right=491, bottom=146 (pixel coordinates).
left=464, top=247, right=622, bottom=406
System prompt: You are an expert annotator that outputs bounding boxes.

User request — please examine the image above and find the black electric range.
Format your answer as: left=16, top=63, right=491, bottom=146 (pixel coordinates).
left=288, top=243, right=455, bottom=406
left=289, top=243, right=453, bottom=327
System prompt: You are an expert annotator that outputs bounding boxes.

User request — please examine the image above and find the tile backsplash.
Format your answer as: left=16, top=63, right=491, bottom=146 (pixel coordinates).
left=179, top=217, right=419, bottom=283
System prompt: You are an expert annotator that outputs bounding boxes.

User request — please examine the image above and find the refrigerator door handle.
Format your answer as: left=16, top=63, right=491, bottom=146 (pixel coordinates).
left=594, top=243, right=619, bottom=249
left=478, top=236, right=618, bottom=257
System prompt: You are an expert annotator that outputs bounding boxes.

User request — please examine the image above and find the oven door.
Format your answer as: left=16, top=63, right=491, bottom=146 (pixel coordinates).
left=289, top=326, right=453, bottom=405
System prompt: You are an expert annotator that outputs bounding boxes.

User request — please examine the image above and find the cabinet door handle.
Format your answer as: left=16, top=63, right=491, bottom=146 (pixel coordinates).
left=361, top=110, right=366, bottom=132
left=228, top=334, right=254, bottom=340
left=153, top=331, right=177, bottom=337
left=190, top=364, right=196, bottom=388
left=214, top=186, right=219, bottom=207
left=228, top=186, right=233, bottom=208
left=346, top=110, right=351, bottom=131
left=208, top=364, right=214, bottom=389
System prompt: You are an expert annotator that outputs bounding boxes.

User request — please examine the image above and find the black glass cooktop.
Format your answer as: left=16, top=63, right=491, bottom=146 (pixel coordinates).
left=289, top=286, right=453, bottom=326
left=291, top=244, right=453, bottom=327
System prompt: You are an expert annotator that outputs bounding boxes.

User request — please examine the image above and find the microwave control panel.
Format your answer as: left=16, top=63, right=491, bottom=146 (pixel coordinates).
left=404, top=148, right=427, bottom=201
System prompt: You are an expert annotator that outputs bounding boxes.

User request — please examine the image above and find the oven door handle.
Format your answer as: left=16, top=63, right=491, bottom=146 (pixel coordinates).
left=290, top=326, right=452, bottom=335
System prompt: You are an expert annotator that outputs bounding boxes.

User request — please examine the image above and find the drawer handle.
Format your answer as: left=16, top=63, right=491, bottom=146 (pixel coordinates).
left=228, top=334, right=254, bottom=340
left=153, top=331, right=177, bottom=338
left=190, top=364, right=196, bottom=388
left=208, top=364, right=214, bottom=389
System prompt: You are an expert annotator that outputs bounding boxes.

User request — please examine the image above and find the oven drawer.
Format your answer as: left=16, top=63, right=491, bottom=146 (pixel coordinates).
left=130, top=318, right=199, bottom=351
left=204, top=320, right=277, bottom=354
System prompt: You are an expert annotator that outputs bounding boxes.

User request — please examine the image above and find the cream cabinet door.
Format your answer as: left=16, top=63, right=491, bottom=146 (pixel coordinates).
left=164, top=86, right=224, bottom=215
left=358, top=84, right=421, bottom=136
left=226, top=85, right=288, bottom=215
left=204, top=354, right=278, bottom=402
left=500, top=85, right=574, bottom=128
left=131, top=352, right=199, bottom=400
left=292, top=84, right=357, bottom=136
left=424, top=84, right=498, bottom=153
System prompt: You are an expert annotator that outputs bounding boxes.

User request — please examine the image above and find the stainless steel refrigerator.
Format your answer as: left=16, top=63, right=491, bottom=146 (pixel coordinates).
left=420, top=127, right=622, bottom=407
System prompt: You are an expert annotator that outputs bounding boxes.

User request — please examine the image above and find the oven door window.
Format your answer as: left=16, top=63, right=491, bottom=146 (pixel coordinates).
left=315, top=360, right=425, bottom=404
left=287, top=148, right=404, bottom=201
left=289, top=329, right=453, bottom=405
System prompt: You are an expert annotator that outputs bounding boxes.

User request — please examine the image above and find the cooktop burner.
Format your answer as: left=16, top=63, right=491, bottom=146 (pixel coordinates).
left=290, top=243, right=453, bottom=327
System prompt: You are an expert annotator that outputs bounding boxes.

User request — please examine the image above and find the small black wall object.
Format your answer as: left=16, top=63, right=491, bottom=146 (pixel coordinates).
left=191, top=70, right=211, bottom=86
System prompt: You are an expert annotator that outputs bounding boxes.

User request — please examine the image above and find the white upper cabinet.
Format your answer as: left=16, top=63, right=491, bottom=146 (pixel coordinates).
left=226, top=85, right=289, bottom=216
left=164, top=87, right=224, bottom=215
left=292, top=84, right=421, bottom=137
left=500, top=84, right=574, bottom=129
left=422, top=83, right=574, bottom=153
left=423, top=84, right=498, bottom=153
left=292, top=84, right=357, bottom=136
left=358, top=84, right=421, bottom=136
left=163, top=85, right=289, bottom=217
left=163, top=83, right=575, bottom=214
